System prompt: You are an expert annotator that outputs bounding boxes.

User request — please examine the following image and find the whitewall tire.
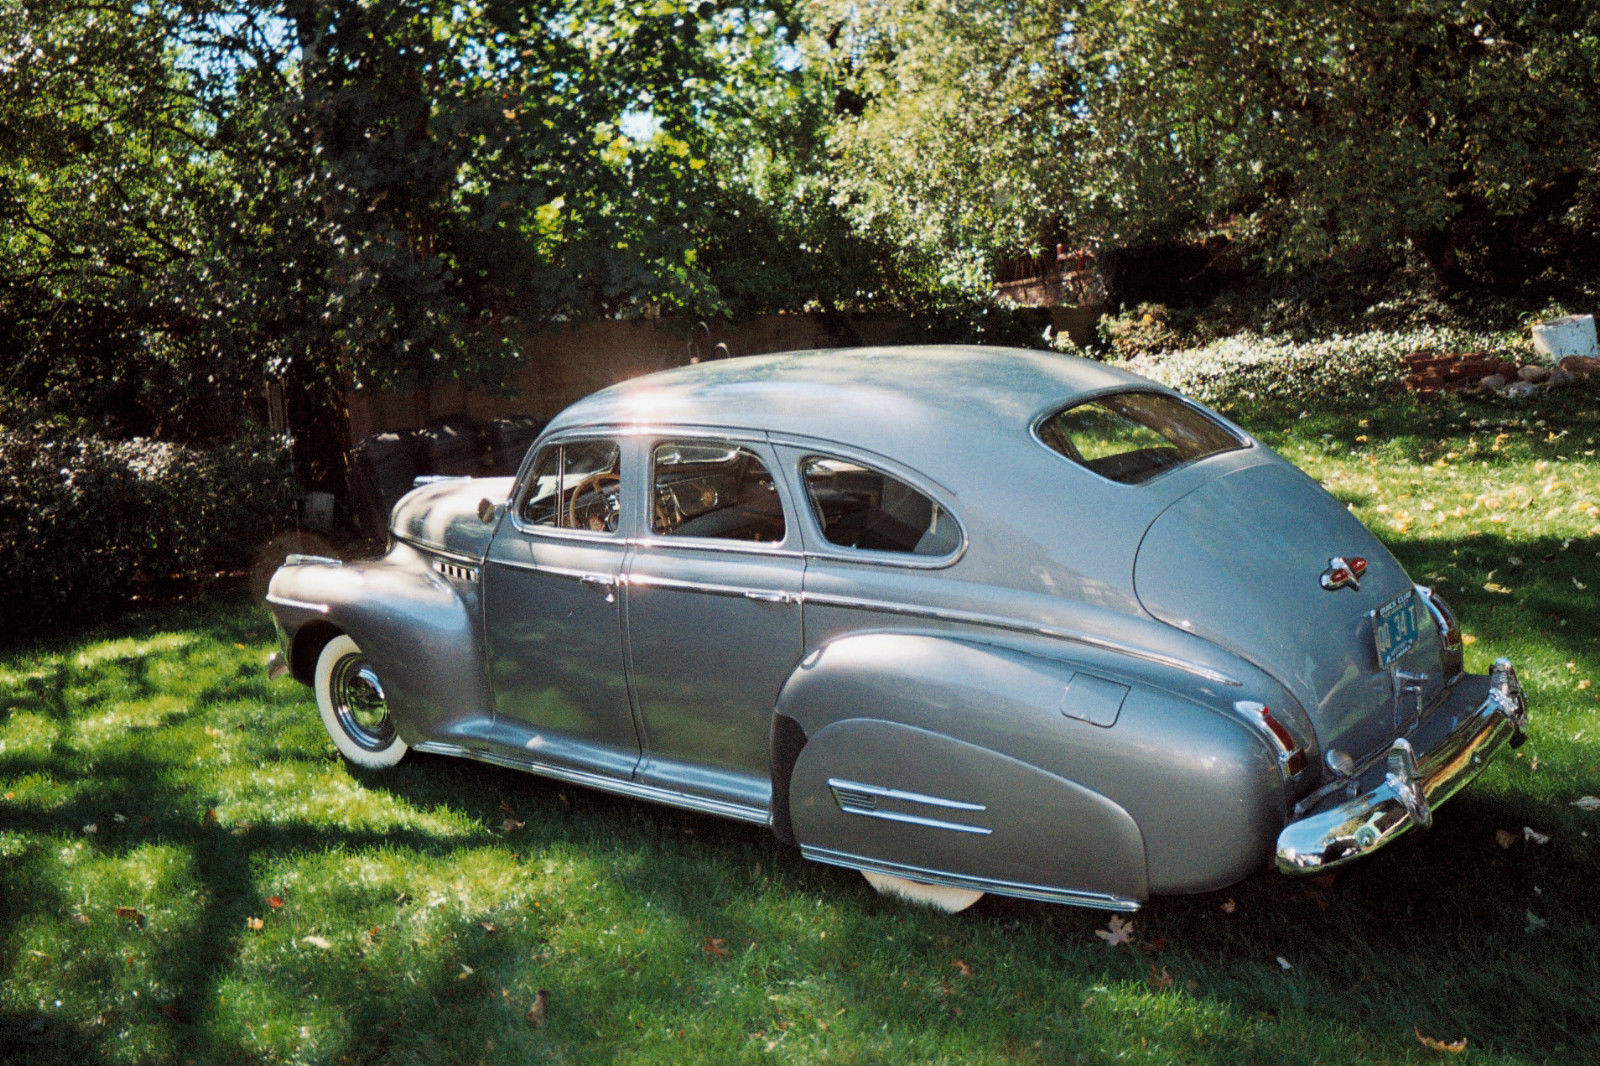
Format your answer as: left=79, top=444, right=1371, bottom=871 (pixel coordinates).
left=314, top=634, right=408, bottom=768
left=862, top=871, right=983, bottom=913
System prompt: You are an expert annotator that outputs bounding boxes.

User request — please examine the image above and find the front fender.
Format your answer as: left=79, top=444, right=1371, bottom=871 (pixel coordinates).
left=266, top=543, right=492, bottom=744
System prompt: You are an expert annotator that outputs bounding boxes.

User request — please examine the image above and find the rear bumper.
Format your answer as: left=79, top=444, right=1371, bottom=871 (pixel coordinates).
left=1276, top=658, right=1527, bottom=874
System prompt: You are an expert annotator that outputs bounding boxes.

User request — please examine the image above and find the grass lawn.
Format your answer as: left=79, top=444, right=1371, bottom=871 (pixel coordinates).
left=3, top=348, right=1599, bottom=1065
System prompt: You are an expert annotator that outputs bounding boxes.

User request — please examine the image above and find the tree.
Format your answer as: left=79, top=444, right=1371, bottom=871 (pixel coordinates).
left=815, top=0, right=1600, bottom=292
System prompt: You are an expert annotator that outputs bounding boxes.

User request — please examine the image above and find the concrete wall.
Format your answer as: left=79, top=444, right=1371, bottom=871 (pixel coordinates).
left=344, top=312, right=913, bottom=444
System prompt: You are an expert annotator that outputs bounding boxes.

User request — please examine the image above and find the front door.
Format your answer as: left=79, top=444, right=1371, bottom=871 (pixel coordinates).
left=482, top=436, right=639, bottom=778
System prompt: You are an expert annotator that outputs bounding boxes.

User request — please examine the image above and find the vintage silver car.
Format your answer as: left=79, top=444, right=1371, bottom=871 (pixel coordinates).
left=266, top=345, right=1528, bottom=912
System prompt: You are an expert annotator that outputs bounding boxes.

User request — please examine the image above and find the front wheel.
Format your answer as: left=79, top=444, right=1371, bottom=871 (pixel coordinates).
left=315, top=634, right=408, bottom=768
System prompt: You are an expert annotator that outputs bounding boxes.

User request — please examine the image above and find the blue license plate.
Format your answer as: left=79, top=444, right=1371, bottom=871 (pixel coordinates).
left=1374, top=592, right=1420, bottom=668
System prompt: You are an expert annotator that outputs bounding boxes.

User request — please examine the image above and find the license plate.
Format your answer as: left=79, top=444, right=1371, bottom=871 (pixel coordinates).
left=1374, top=591, right=1420, bottom=668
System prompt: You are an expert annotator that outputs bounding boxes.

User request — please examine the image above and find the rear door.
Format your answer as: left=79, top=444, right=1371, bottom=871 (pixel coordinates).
left=623, top=434, right=805, bottom=812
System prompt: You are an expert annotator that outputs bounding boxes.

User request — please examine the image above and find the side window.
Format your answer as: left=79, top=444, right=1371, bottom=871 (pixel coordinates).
left=652, top=440, right=786, bottom=543
left=518, top=439, right=623, bottom=532
left=801, top=456, right=960, bottom=557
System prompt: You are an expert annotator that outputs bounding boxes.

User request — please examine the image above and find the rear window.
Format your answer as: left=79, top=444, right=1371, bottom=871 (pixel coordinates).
left=1037, top=391, right=1244, bottom=484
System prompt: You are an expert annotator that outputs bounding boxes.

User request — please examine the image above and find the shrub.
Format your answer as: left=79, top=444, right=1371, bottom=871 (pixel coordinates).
left=1117, top=326, right=1526, bottom=411
left=0, top=429, right=294, bottom=640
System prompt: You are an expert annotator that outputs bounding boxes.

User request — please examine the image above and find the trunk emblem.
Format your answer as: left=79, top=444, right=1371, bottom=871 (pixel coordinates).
left=1320, top=556, right=1367, bottom=591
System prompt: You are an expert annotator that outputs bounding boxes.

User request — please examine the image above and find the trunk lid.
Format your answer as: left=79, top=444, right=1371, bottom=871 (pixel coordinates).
left=1133, top=462, right=1421, bottom=764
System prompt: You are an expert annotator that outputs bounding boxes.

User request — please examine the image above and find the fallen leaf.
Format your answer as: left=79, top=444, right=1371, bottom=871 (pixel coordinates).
left=267, top=896, right=284, bottom=909
left=501, top=818, right=524, bottom=832
left=1526, top=911, right=1548, bottom=933
left=951, top=959, right=973, bottom=977
left=1523, top=826, right=1550, bottom=845
left=458, top=964, right=475, bottom=979
left=246, top=916, right=264, bottom=930
left=1221, top=899, right=1236, bottom=914
left=1416, top=1027, right=1468, bottom=1053
left=1495, top=829, right=1518, bottom=849
left=301, top=935, right=331, bottom=950
left=1461, top=633, right=1477, bottom=645
left=480, top=921, right=499, bottom=933
left=703, top=937, right=729, bottom=960
left=1146, top=964, right=1173, bottom=990
left=202, top=808, right=218, bottom=826
left=1571, top=796, right=1600, bottom=811
left=83, top=823, right=98, bottom=835
left=1095, top=915, right=1134, bottom=947
left=1276, top=956, right=1293, bottom=970
left=114, top=907, right=145, bottom=926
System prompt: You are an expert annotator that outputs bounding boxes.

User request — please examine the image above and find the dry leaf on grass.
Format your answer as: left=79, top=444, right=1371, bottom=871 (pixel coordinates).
left=1094, top=916, right=1134, bottom=947
left=1523, top=826, right=1550, bottom=845
left=1572, top=796, right=1600, bottom=811
left=1415, top=1027, right=1467, bottom=1053
left=245, top=916, right=264, bottom=930
left=114, top=907, right=145, bottom=926
left=1495, top=829, right=1518, bottom=849
left=703, top=937, right=730, bottom=960
left=1146, top=964, right=1173, bottom=991
left=951, top=959, right=973, bottom=977
left=301, top=935, right=331, bottom=950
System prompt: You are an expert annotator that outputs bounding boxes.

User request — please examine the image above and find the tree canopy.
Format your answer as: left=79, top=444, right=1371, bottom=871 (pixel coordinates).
left=817, top=0, right=1600, bottom=290
left=6, top=0, right=1600, bottom=443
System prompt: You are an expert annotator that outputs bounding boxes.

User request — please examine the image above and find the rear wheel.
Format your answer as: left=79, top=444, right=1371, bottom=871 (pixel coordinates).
left=314, top=635, right=407, bottom=768
left=861, top=871, right=983, bottom=913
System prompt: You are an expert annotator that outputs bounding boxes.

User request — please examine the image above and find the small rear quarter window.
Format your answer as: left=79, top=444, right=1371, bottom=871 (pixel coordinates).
left=1038, top=391, right=1244, bottom=484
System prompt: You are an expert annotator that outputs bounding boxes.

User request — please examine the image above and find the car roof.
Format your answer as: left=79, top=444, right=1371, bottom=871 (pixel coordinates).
left=544, top=345, right=1162, bottom=458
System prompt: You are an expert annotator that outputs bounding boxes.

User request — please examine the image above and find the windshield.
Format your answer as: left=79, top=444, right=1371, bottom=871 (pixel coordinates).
left=1037, top=391, right=1245, bottom=484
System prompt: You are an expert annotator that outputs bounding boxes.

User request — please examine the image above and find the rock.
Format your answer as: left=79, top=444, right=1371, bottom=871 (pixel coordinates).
left=1547, top=368, right=1572, bottom=387
left=1518, top=364, right=1551, bottom=383
left=1481, top=373, right=1508, bottom=390
left=1504, top=381, right=1540, bottom=400
left=1558, top=355, right=1600, bottom=378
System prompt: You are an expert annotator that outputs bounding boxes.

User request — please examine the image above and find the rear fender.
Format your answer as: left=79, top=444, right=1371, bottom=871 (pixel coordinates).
left=773, top=630, right=1285, bottom=900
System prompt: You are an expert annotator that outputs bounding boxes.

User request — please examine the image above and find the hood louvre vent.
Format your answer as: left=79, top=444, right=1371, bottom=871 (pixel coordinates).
left=435, top=560, right=479, bottom=583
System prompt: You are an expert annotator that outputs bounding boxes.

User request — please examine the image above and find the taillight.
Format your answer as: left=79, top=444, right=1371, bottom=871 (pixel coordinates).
left=1417, top=585, right=1464, bottom=678
left=1242, top=702, right=1309, bottom=777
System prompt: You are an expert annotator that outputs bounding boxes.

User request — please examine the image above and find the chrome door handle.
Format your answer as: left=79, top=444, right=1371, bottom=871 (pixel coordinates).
left=743, top=589, right=793, bottom=604
left=580, top=574, right=613, bottom=589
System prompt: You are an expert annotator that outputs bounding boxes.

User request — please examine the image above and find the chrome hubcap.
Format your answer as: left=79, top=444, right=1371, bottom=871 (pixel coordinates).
left=329, top=654, right=393, bottom=751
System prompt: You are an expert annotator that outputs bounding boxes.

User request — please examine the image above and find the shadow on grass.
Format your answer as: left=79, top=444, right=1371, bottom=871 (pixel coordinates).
left=4, top=580, right=1599, bottom=1063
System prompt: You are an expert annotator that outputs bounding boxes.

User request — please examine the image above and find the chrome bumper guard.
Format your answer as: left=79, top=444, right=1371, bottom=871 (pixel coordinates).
left=1276, top=658, right=1527, bottom=874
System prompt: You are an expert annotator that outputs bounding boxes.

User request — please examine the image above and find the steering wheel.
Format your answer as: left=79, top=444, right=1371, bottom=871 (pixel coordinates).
left=565, top=471, right=621, bottom=531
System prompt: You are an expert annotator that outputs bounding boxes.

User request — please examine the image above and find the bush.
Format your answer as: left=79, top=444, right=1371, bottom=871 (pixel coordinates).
left=0, top=429, right=294, bottom=640
left=1118, top=326, right=1526, bottom=411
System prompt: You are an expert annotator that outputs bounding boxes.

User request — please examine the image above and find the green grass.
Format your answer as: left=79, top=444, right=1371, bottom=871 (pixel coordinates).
left=4, top=354, right=1600, bottom=1065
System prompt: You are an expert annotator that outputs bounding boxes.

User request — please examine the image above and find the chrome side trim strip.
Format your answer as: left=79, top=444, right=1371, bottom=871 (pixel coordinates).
left=411, top=741, right=771, bottom=826
left=392, top=536, right=483, bottom=567
left=801, top=845, right=1142, bottom=912
left=834, top=806, right=992, bottom=836
left=628, top=572, right=796, bottom=604
left=827, top=777, right=986, bottom=811
left=802, top=592, right=1242, bottom=687
left=264, top=593, right=330, bottom=614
